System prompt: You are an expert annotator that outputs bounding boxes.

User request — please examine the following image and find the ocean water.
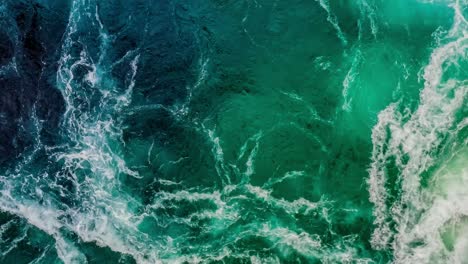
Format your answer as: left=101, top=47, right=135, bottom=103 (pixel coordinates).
left=0, top=0, right=466, bottom=263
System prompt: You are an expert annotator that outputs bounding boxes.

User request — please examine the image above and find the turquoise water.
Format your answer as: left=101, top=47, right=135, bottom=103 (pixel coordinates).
left=0, top=0, right=466, bottom=263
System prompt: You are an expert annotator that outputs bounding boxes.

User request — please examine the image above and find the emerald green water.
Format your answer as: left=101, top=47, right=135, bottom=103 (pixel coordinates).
left=0, top=0, right=466, bottom=263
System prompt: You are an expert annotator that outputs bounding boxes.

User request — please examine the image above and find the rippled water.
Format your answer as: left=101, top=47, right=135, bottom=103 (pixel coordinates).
left=0, top=0, right=466, bottom=263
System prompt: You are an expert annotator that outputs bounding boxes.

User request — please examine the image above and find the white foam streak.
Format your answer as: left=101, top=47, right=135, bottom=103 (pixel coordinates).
left=245, top=184, right=321, bottom=215
left=256, top=223, right=372, bottom=263
left=264, top=170, right=306, bottom=188
left=342, top=49, right=362, bottom=112
left=203, top=125, right=231, bottom=184
left=243, top=131, right=262, bottom=180
left=314, top=0, right=348, bottom=45
left=357, top=0, right=378, bottom=38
